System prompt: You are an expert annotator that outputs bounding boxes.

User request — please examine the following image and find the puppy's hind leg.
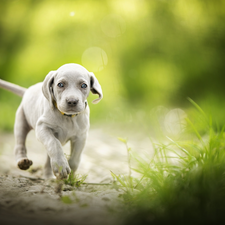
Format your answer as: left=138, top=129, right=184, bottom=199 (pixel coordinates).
left=14, top=105, right=33, bottom=170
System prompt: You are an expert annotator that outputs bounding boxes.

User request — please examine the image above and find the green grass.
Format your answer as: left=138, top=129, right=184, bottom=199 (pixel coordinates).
left=113, top=101, right=225, bottom=224
left=63, top=172, right=88, bottom=187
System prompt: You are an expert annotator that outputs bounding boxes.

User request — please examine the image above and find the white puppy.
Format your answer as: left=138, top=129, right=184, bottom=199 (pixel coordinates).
left=0, top=63, right=103, bottom=179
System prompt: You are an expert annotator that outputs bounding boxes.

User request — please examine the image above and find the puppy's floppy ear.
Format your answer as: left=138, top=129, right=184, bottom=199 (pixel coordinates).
left=42, top=71, right=57, bottom=109
left=89, top=72, right=103, bottom=104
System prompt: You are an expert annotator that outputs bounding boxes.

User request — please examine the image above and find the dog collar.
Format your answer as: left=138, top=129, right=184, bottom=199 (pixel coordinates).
left=53, top=101, right=87, bottom=118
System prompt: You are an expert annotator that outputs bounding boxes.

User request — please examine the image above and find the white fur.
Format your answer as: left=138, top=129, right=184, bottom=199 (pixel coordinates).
left=1, top=63, right=103, bottom=179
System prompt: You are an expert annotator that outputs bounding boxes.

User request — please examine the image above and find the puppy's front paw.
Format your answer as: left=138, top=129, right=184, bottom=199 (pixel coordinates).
left=17, top=158, right=33, bottom=170
left=51, top=158, right=71, bottom=179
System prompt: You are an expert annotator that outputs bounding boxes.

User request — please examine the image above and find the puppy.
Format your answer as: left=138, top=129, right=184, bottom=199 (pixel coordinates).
left=0, top=63, right=103, bottom=179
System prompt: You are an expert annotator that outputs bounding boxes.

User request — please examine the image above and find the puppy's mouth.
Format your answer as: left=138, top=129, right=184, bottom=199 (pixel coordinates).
left=56, top=101, right=87, bottom=116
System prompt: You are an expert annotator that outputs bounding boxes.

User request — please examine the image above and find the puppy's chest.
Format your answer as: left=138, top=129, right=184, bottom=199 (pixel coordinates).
left=53, top=118, right=88, bottom=145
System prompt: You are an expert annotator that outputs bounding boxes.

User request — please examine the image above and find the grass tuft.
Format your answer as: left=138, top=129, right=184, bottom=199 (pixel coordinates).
left=63, top=172, right=88, bottom=187
left=114, top=100, right=225, bottom=224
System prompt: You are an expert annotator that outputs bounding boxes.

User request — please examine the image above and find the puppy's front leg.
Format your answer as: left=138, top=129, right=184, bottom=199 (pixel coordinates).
left=36, top=121, right=71, bottom=179
left=68, top=134, right=87, bottom=173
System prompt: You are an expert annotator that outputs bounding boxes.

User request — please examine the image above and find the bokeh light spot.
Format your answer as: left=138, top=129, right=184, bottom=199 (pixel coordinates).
left=70, top=11, right=75, bottom=17
left=164, top=108, right=187, bottom=136
left=81, top=47, right=108, bottom=72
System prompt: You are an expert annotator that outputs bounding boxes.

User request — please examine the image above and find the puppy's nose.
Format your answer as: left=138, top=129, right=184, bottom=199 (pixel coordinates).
left=67, top=99, right=79, bottom=106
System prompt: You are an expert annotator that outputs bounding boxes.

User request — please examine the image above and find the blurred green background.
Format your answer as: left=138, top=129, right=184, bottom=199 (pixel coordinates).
left=0, top=0, right=225, bottom=131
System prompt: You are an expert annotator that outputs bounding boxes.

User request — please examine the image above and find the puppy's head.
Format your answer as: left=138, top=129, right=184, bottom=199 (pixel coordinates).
left=42, top=63, right=103, bottom=114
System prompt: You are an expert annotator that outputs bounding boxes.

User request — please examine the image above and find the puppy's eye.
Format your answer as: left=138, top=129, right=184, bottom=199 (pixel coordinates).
left=58, top=83, right=64, bottom=88
left=81, top=83, right=87, bottom=89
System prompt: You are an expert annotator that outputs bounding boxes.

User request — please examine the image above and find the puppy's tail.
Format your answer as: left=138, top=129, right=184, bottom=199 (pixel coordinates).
left=0, top=79, right=27, bottom=97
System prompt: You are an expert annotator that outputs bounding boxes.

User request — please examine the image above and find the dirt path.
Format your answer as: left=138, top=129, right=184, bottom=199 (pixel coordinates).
left=0, top=126, right=152, bottom=225
left=0, top=175, right=123, bottom=225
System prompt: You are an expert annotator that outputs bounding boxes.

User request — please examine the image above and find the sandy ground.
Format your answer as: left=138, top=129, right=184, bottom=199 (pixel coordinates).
left=0, top=126, right=153, bottom=225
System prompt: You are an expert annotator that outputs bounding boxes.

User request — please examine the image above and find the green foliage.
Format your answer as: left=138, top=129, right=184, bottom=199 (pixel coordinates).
left=61, top=195, right=73, bottom=204
left=117, top=137, right=128, bottom=145
left=113, top=102, right=225, bottom=224
left=1, top=0, right=225, bottom=130
left=64, top=172, right=87, bottom=187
